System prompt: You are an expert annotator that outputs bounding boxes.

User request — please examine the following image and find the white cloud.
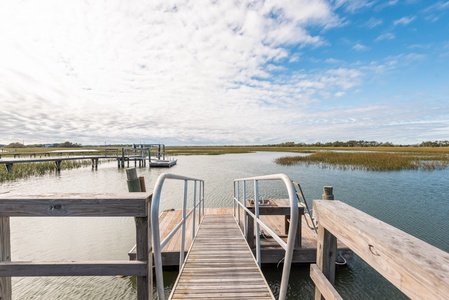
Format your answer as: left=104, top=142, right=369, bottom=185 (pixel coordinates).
left=375, top=32, right=395, bottom=41
left=423, top=1, right=449, bottom=22
left=353, top=43, right=370, bottom=51
left=334, top=0, right=374, bottom=13
left=393, top=16, right=416, bottom=26
left=365, top=18, right=383, bottom=28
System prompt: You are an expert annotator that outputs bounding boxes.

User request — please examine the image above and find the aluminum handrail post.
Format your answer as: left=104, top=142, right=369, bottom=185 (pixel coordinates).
left=243, top=181, right=247, bottom=237
left=202, top=181, right=204, bottom=220
left=198, top=181, right=202, bottom=222
left=192, top=180, right=197, bottom=239
left=179, top=180, right=188, bottom=267
left=278, top=176, right=299, bottom=300
left=233, top=181, right=236, bottom=217
left=254, top=179, right=261, bottom=267
left=202, top=181, right=205, bottom=217
left=237, top=181, right=241, bottom=226
left=151, top=173, right=167, bottom=300
left=198, top=181, right=204, bottom=220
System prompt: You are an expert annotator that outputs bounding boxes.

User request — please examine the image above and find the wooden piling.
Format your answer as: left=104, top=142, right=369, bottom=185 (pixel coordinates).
left=126, top=168, right=142, bottom=192
left=139, top=177, right=146, bottom=193
left=0, top=217, right=11, bottom=300
left=314, top=186, right=337, bottom=300
left=55, top=160, right=62, bottom=173
left=5, top=164, right=13, bottom=173
left=322, top=186, right=334, bottom=200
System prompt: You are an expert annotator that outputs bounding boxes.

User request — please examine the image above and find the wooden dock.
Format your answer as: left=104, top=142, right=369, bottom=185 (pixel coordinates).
left=169, top=214, right=274, bottom=299
left=129, top=208, right=351, bottom=266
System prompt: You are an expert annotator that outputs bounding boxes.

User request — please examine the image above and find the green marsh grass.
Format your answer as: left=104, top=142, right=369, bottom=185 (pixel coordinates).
left=275, top=151, right=449, bottom=171
left=0, top=160, right=93, bottom=183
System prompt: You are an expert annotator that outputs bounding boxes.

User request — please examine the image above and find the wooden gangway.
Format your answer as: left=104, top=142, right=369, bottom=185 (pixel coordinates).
left=169, top=214, right=274, bottom=299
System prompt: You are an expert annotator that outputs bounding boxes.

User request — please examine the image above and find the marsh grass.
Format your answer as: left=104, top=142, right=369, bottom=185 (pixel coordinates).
left=0, top=160, right=92, bottom=183
left=275, top=151, right=449, bottom=171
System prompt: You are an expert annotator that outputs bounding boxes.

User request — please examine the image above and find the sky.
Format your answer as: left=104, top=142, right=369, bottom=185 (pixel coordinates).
left=1, top=0, right=448, bottom=146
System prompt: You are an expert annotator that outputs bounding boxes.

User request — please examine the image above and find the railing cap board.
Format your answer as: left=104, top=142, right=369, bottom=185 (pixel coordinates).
left=0, top=193, right=152, bottom=217
left=0, top=260, right=148, bottom=277
left=313, top=200, right=449, bottom=300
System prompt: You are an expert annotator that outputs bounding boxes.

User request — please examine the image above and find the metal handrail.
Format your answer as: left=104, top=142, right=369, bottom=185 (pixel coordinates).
left=233, top=173, right=299, bottom=300
left=151, top=173, right=205, bottom=300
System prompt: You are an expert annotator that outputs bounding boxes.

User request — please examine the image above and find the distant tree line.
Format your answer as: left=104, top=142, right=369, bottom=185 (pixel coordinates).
left=417, top=141, right=449, bottom=147
left=275, top=140, right=449, bottom=147
left=3, top=141, right=82, bottom=148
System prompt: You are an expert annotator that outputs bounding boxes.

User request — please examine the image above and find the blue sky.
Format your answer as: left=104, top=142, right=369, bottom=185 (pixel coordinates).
left=0, top=0, right=448, bottom=145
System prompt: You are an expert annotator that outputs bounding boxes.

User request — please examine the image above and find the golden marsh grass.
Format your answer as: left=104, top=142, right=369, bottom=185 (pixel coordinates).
left=0, top=160, right=92, bottom=183
left=275, top=151, right=449, bottom=171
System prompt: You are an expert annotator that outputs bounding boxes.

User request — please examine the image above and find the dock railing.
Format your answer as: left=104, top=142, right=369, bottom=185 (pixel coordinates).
left=233, top=173, right=299, bottom=300
left=151, top=173, right=205, bottom=300
left=0, top=193, right=153, bottom=300
left=312, top=200, right=449, bottom=300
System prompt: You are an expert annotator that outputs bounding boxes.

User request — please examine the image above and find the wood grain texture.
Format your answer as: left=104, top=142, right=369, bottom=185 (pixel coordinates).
left=135, top=216, right=150, bottom=300
left=0, top=261, right=147, bottom=277
left=170, top=214, right=274, bottom=299
left=0, top=217, right=11, bottom=300
left=314, top=200, right=449, bottom=300
left=0, top=193, right=151, bottom=217
left=310, top=264, right=343, bottom=300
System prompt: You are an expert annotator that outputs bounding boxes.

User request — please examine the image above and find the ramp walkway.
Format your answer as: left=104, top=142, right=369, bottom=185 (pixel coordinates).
left=169, top=214, right=273, bottom=299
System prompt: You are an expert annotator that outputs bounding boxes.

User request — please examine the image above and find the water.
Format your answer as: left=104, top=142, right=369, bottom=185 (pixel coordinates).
left=1, top=152, right=448, bottom=299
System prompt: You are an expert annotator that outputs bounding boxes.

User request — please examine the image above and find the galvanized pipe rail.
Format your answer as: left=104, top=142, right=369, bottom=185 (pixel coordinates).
left=151, top=173, right=205, bottom=300
left=233, top=173, right=299, bottom=300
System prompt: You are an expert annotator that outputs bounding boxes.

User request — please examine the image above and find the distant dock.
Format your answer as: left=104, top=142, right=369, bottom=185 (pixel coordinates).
left=0, top=144, right=177, bottom=173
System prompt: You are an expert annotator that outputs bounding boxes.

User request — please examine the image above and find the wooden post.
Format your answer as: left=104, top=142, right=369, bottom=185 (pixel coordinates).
left=0, top=217, right=11, bottom=300
left=135, top=216, right=150, bottom=300
left=314, top=186, right=337, bottom=300
left=322, top=186, right=334, bottom=200
left=55, top=160, right=62, bottom=173
left=5, top=164, right=13, bottom=173
left=139, top=177, right=146, bottom=192
left=126, top=168, right=141, bottom=192
left=91, top=159, right=98, bottom=170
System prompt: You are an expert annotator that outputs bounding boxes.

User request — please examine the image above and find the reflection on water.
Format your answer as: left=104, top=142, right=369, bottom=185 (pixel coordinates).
left=2, top=152, right=448, bottom=299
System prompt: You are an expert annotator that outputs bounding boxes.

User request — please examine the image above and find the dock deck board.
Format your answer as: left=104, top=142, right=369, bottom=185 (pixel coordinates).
left=169, top=214, right=274, bottom=299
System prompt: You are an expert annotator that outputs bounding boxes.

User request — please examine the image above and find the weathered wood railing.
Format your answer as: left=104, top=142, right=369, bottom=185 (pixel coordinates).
left=0, top=193, right=153, bottom=300
left=311, top=200, right=449, bottom=300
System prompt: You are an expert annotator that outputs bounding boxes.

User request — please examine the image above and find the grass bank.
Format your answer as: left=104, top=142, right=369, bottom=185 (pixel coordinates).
left=0, top=160, right=92, bottom=183
left=275, top=151, right=449, bottom=171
